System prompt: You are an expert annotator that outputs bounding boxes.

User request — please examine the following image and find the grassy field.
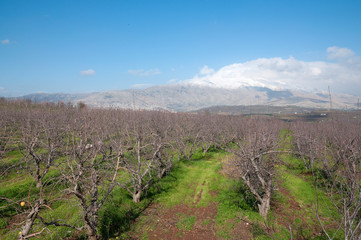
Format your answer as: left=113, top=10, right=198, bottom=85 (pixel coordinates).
left=0, top=147, right=341, bottom=239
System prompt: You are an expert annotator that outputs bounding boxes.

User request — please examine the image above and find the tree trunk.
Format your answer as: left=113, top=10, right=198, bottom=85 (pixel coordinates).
left=133, top=191, right=142, bottom=203
left=19, top=200, right=43, bottom=239
left=258, top=192, right=271, bottom=220
left=84, top=217, right=98, bottom=240
left=36, top=178, right=42, bottom=189
left=86, top=226, right=98, bottom=240
left=158, top=168, right=166, bottom=179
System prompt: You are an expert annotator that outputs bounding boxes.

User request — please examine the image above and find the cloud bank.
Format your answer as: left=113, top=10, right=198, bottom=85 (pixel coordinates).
left=185, top=47, right=361, bottom=95
left=79, top=69, right=96, bottom=76
left=128, top=69, right=161, bottom=76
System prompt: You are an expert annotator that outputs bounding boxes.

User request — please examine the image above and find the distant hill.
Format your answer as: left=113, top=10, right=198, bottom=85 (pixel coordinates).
left=20, top=84, right=359, bottom=112
left=192, top=105, right=322, bottom=115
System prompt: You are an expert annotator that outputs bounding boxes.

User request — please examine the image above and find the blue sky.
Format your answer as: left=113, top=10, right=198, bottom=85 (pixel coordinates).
left=1, top=0, right=361, bottom=97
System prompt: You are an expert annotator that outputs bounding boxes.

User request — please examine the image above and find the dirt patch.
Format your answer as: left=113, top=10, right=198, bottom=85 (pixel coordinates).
left=128, top=158, right=252, bottom=240
left=209, top=190, right=218, bottom=198
left=5, top=212, right=26, bottom=230
left=130, top=201, right=252, bottom=240
left=272, top=186, right=325, bottom=239
left=229, top=219, right=252, bottom=240
left=272, top=186, right=303, bottom=227
left=194, top=189, right=203, bottom=206
left=219, top=156, right=239, bottom=178
left=130, top=203, right=218, bottom=240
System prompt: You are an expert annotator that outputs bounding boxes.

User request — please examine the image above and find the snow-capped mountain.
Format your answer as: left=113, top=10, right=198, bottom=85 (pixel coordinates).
left=21, top=84, right=359, bottom=112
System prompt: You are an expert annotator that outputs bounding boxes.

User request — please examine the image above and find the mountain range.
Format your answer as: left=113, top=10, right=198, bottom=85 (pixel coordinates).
left=20, top=84, right=359, bottom=112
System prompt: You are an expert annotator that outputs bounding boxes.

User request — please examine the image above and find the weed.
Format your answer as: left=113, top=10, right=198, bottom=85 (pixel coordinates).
left=251, top=222, right=268, bottom=238
left=202, top=218, right=211, bottom=226
left=176, top=214, right=196, bottom=231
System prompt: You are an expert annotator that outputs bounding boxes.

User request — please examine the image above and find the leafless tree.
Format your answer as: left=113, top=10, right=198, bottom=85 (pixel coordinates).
left=226, top=118, right=283, bottom=219
left=291, top=119, right=361, bottom=239
left=54, top=109, right=122, bottom=240
left=0, top=115, right=14, bottom=158
left=291, top=121, right=320, bottom=170
left=313, top=122, right=361, bottom=240
left=5, top=104, right=68, bottom=239
left=172, top=113, right=203, bottom=161
left=116, top=111, right=167, bottom=203
left=147, top=112, right=175, bottom=179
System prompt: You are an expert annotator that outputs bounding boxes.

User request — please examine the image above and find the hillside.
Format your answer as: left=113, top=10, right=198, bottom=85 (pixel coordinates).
left=20, top=84, right=359, bottom=111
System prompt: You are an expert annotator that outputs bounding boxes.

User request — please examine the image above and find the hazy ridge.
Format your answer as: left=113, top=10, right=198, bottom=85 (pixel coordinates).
left=21, top=84, right=359, bottom=112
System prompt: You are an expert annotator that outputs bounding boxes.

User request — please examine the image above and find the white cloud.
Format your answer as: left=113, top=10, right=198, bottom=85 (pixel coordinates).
left=1, top=39, right=10, bottom=44
left=199, top=65, right=215, bottom=75
left=327, top=46, right=355, bottom=60
left=0, top=86, right=5, bottom=91
left=128, top=69, right=161, bottom=76
left=183, top=47, right=361, bottom=95
left=79, top=69, right=96, bottom=76
left=131, top=83, right=152, bottom=89
left=167, top=78, right=177, bottom=84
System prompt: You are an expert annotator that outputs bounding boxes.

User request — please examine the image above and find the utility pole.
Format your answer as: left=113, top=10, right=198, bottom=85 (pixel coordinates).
left=357, top=98, right=361, bottom=123
left=328, top=86, right=332, bottom=112
left=132, top=90, right=135, bottom=110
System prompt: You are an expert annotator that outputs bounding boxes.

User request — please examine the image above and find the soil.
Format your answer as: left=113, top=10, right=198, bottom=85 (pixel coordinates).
left=5, top=212, right=26, bottom=230
left=272, top=185, right=324, bottom=239
left=272, top=186, right=304, bottom=227
left=129, top=178, right=251, bottom=240
left=130, top=201, right=252, bottom=240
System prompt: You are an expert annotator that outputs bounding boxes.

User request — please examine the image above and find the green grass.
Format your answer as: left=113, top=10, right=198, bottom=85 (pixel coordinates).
left=155, top=152, right=222, bottom=208
left=128, top=150, right=261, bottom=239
left=201, top=218, right=211, bottom=226
left=247, top=129, right=342, bottom=240
left=275, top=156, right=342, bottom=239
left=280, top=164, right=337, bottom=219
left=1, top=142, right=343, bottom=240
left=214, top=176, right=262, bottom=239
left=157, top=150, right=260, bottom=238
left=176, top=214, right=196, bottom=231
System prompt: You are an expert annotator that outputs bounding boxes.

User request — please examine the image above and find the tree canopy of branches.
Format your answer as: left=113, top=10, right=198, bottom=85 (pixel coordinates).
left=291, top=119, right=361, bottom=239
left=2, top=98, right=361, bottom=239
left=224, top=118, right=284, bottom=219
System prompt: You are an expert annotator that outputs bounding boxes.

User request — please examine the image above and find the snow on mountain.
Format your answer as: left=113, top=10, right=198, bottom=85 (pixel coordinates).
left=18, top=48, right=361, bottom=112
left=183, top=47, right=361, bottom=96
left=20, top=84, right=359, bottom=112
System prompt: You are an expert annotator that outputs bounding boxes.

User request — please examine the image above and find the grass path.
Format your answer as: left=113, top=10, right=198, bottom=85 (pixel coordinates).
left=126, top=153, right=252, bottom=240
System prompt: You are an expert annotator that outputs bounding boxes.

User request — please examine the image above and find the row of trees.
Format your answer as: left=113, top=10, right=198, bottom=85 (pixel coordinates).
left=0, top=100, right=224, bottom=239
left=291, top=119, right=361, bottom=239
left=1, top=99, right=360, bottom=239
left=217, top=114, right=361, bottom=240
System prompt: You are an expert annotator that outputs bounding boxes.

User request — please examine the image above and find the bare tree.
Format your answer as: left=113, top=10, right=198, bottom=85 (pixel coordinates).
left=116, top=111, right=164, bottom=203
left=226, top=118, right=282, bottom=219
left=55, top=110, right=122, bottom=240
left=291, top=121, right=320, bottom=170
left=13, top=105, right=67, bottom=239
left=313, top=122, right=361, bottom=240
left=148, top=112, right=175, bottom=179
left=0, top=115, right=14, bottom=158
left=172, top=114, right=202, bottom=161
left=291, top=119, right=361, bottom=239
